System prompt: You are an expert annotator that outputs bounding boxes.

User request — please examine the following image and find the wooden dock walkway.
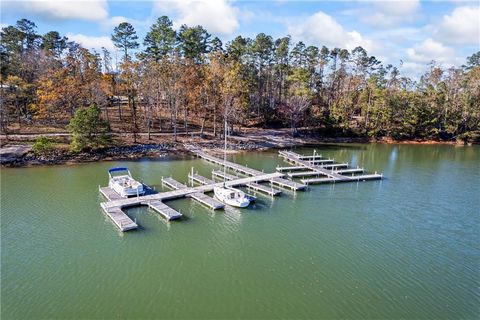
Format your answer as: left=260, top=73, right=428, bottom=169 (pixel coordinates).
left=100, top=203, right=138, bottom=231
left=99, top=187, right=137, bottom=231
left=188, top=172, right=216, bottom=185
left=99, top=148, right=381, bottom=232
left=270, top=177, right=306, bottom=190
left=287, top=170, right=322, bottom=178
left=99, top=171, right=285, bottom=231
left=276, top=165, right=307, bottom=172
left=162, top=177, right=188, bottom=190
left=100, top=185, right=183, bottom=227
left=101, top=172, right=283, bottom=210
left=287, top=167, right=365, bottom=178
left=279, top=150, right=382, bottom=184
left=190, top=148, right=262, bottom=176
left=300, top=174, right=382, bottom=184
left=212, top=170, right=282, bottom=196
left=147, top=200, right=183, bottom=220
left=300, top=177, right=336, bottom=184
left=189, top=147, right=306, bottom=190
left=99, top=186, right=124, bottom=201
left=162, top=177, right=224, bottom=210
left=321, top=163, right=349, bottom=169
left=336, top=168, right=364, bottom=174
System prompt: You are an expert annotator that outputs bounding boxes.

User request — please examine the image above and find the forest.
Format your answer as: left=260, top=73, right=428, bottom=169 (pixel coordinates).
left=1, top=18, right=479, bottom=144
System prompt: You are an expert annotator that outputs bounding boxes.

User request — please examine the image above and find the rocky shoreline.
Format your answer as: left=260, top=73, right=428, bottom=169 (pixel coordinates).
left=0, top=139, right=269, bottom=167
left=0, top=144, right=173, bottom=167
left=0, top=133, right=470, bottom=168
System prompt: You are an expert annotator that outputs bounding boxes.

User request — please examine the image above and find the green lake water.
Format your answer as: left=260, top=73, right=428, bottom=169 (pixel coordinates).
left=1, top=144, right=479, bottom=319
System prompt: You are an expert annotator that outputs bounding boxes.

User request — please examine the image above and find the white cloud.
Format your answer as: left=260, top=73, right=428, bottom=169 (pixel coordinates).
left=4, top=0, right=109, bottom=21
left=154, top=0, right=240, bottom=35
left=67, top=33, right=115, bottom=52
left=105, top=16, right=131, bottom=28
left=434, top=6, right=480, bottom=45
left=371, top=0, right=420, bottom=15
left=287, top=11, right=376, bottom=52
left=406, top=38, right=459, bottom=66
left=355, top=0, right=420, bottom=27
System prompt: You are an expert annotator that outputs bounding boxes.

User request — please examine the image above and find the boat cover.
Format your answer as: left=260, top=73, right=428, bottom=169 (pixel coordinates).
left=108, top=167, right=129, bottom=173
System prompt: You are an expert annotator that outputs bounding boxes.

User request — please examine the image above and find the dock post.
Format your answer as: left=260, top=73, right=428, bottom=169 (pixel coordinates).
left=191, top=167, right=194, bottom=186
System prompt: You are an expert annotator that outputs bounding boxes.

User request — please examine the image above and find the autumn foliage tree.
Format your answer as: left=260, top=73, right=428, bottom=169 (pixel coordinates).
left=1, top=17, right=479, bottom=143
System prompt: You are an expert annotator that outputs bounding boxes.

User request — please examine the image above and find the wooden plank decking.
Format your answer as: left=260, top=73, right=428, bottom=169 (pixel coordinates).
left=99, top=147, right=382, bottom=232
left=189, top=147, right=306, bottom=190
left=147, top=200, right=183, bottom=220
left=102, top=172, right=284, bottom=209
left=190, top=193, right=224, bottom=209
left=212, top=170, right=282, bottom=196
left=279, top=150, right=382, bottom=184
left=188, top=172, right=216, bottom=185
left=99, top=186, right=124, bottom=201
left=100, top=204, right=138, bottom=231
left=161, top=176, right=224, bottom=210
left=276, top=165, right=307, bottom=172
left=99, top=187, right=138, bottom=231
left=287, top=167, right=365, bottom=178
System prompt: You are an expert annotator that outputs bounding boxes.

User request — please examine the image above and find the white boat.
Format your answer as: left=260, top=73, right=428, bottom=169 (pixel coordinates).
left=214, top=185, right=251, bottom=208
left=213, top=113, right=251, bottom=208
left=108, top=167, right=145, bottom=197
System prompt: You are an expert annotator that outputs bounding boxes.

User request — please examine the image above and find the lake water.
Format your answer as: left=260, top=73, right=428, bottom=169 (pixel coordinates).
left=1, top=144, right=479, bottom=319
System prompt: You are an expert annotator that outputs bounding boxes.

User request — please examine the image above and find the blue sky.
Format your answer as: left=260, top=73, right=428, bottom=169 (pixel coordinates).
left=2, top=0, right=479, bottom=75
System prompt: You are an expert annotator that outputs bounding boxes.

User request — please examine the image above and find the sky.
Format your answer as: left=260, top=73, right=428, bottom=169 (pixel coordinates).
left=1, top=0, right=479, bottom=76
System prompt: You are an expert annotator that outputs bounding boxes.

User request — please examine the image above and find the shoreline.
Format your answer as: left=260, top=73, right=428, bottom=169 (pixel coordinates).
left=1, top=133, right=471, bottom=168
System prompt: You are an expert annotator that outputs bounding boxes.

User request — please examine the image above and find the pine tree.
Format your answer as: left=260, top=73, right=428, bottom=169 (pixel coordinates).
left=111, top=22, right=139, bottom=62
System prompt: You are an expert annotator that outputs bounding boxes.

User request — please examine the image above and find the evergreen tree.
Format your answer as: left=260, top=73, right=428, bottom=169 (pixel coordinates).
left=66, top=104, right=111, bottom=152
left=111, top=22, right=139, bottom=62
left=177, top=25, right=211, bottom=62
left=143, top=16, right=176, bottom=61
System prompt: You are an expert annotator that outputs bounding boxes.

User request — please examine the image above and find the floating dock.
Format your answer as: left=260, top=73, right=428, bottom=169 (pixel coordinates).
left=211, top=170, right=282, bottom=196
left=190, top=147, right=306, bottom=191
left=147, top=200, right=183, bottom=220
left=162, top=177, right=225, bottom=210
left=278, top=150, right=382, bottom=184
left=99, top=148, right=381, bottom=232
left=287, top=167, right=365, bottom=178
left=100, top=171, right=285, bottom=231
left=188, top=172, right=216, bottom=185
left=100, top=203, right=138, bottom=231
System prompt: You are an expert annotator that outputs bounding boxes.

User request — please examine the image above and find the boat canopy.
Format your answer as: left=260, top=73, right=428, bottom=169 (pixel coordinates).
left=108, top=167, right=129, bottom=173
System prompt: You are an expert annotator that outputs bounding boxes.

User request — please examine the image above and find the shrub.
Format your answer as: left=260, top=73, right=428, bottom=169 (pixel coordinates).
left=32, top=136, right=55, bottom=155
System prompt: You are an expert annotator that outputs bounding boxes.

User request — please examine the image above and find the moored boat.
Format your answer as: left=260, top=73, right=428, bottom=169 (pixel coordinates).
left=108, top=167, right=145, bottom=197
left=214, top=185, right=251, bottom=208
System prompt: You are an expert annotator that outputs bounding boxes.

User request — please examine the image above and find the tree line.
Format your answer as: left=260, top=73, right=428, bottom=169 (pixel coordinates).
left=1, top=18, right=479, bottom=143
